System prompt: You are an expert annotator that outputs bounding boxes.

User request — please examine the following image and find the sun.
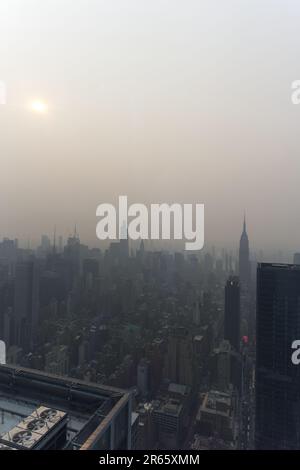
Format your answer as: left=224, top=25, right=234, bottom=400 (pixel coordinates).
left=30, top=100, right=48, bottom=114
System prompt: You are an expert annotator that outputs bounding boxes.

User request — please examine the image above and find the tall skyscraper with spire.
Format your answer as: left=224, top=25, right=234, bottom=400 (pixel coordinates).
left=239, top=215, right=251, bottom=289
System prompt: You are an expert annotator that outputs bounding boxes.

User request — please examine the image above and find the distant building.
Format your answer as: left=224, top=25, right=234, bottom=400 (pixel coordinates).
left=37, top=235, right=51, bottom=258
left=83, top=258, right=99, bottom=289
left=293, top=253, right=300, bottom=265
left=146, top=338, right=165, bottom=394
left=211, top=340, right=242, bottom=392
left=239, top=216, right=250, bottom=289
left=137, top=358, right=150, bottom=398
left=192, top=300, right=201, bottom=326
left=166, top=327, right=193, bottom=387
left=212, top=340, right=231, bottom=391
left=135, top=402, right=156, bottom=450
left=152, top=383, right=191, bottom=449
left=224, top=276, right=240, bottom=351
left=14, top=260, right=39, bottom=351
left=45, top=345, right=69, bottom=376
left=0, top=238, right=17, bottom=275
left=196, top=390, right=237, bottom=444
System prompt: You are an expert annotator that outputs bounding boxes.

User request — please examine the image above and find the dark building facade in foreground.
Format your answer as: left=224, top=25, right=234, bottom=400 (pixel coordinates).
left=0, top=364, right=132, bottom=450
left=256, top=263, right=300, bottom=449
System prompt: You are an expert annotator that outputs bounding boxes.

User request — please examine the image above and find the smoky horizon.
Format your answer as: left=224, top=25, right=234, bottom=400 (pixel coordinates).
left=2, top=2, right=300, bottom=456
left=1, top=1, right=300, bottom=253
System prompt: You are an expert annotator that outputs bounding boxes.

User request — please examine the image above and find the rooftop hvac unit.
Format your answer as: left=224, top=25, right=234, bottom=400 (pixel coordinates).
left=2, top=427, right=41, bottom=449
left=0, top=406, right=67, bottom=450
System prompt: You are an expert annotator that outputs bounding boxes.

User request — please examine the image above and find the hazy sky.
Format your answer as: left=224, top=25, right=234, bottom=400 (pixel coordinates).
left=1, top=0, right=300, bottom=251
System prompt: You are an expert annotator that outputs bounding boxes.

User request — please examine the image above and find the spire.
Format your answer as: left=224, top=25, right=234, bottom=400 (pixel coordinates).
left=239, top=211, right=250, bottom=287
left=53, top=225, right=56, bottom=254
left=240, top=212, right=249, bottom=244
left=74, top=223, right=80, bottom=241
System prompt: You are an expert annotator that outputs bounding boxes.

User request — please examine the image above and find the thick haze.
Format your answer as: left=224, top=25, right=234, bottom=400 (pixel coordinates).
left=0, top=0, right=300, bottom=250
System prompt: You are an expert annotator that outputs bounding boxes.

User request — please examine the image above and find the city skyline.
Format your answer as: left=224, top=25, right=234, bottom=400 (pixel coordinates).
left=1, top=0, right=300, bottom=455
left=0, top=216, right=297, bottom=266
left=1, top=1, right=300, bottom=249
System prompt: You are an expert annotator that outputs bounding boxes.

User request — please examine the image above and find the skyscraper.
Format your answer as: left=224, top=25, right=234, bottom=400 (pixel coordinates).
left=239, top=215, right=250, bottom=289
left=255, top=263, right=300, bottom=449
left=166, top=327, right=193, bottom=387
left=293, top=253, right=300, bottom=265
left=224, top=276, right=240, bottom=352
left=14, top=260, right=39, bottom=351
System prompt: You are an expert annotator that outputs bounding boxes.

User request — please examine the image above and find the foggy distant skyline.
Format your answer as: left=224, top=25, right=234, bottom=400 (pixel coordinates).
left=1, top=1, right=300, bottom=251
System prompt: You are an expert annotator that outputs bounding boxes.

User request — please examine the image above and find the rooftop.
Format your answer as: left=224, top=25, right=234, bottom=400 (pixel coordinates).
left=258, top=262, right=300, bottom=270
left=168, top=383, right=189, bottom=397
left=199, top=390, right=232, bottom=418
left=0, top=364, right=131, bottom=450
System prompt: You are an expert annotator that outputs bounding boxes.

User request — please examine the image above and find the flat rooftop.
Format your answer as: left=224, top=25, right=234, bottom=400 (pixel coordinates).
left=0, top=394, right=87, bottom=440
left=0, top=364, right=131, bottom=450
left=198, top=390, right=232, bottom=419
left=258, top=263, right=300, bottom=270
